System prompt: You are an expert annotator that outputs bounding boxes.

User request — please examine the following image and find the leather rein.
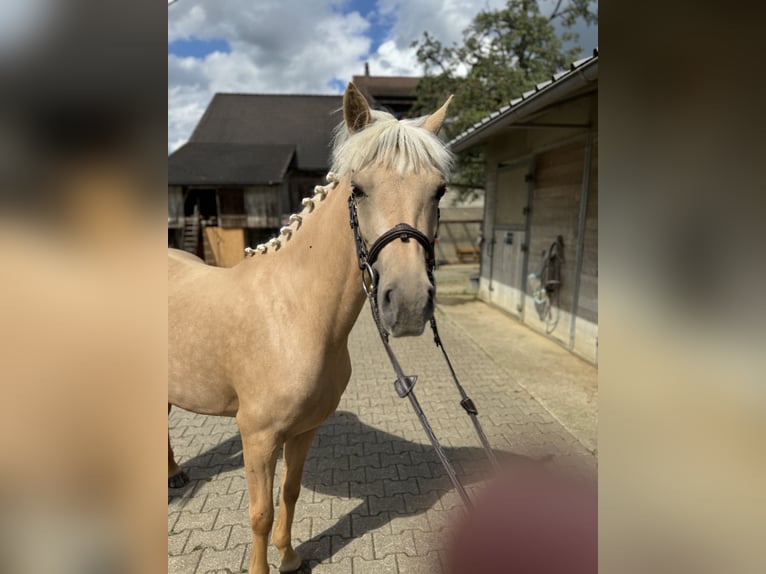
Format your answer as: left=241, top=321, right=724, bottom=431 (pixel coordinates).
left=348, top=195, right=499, bottom=508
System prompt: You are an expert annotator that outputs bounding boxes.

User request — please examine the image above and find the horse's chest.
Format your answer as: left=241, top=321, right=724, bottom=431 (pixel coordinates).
left=233, top=343, right=351, bottom=431
left=279, top=352, right=352, bottom=430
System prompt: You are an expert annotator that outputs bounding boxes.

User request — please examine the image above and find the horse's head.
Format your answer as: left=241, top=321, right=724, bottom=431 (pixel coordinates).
left=334, top=83, right=454, bottom=337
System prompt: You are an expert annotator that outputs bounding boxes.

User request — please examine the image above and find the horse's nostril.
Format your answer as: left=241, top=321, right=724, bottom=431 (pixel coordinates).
left=383, top=288, right=393, bottom=306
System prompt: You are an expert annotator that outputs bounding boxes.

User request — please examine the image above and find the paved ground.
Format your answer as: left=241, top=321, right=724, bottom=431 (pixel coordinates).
left=168, top=267, right=597, bottom=573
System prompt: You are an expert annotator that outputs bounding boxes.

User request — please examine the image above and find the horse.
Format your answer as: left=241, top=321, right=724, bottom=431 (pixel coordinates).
left=168, top=82, right=454, bottom=574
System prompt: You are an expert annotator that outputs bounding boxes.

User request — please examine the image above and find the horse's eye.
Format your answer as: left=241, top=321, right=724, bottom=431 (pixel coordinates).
left=351, top=184, right=365, bottom=199
left=435, top=184, right=447, bottom=201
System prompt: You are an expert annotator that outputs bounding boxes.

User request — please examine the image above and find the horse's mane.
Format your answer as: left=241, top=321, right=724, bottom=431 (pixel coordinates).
left=244, top=110, right=452, bottom=257
left=331, top=110, right=453, bottom=177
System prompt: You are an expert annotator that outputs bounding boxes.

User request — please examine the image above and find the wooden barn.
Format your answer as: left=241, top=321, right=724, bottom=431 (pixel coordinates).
left=449, top=51, right=598, bottom=364
left=168, top=94, right=343, bottom=265
left=168, top=74, right=482, bottom=266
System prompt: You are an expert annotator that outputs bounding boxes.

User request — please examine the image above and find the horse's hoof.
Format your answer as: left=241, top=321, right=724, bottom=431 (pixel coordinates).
left=168, top=470, right=189, bottom=489
left=278, top=551, right=302, bottom=573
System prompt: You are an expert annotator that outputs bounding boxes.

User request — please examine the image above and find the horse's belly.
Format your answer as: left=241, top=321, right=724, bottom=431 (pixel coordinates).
left=168, top=376, right=239, bottom=416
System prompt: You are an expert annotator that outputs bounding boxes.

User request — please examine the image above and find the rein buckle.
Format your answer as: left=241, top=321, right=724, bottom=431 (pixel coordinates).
left=394, top=375, right=417, bottom=398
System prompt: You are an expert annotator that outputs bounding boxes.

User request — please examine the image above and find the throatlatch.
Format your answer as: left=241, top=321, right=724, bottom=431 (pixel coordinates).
left=349, top=194, right=499, bottom=508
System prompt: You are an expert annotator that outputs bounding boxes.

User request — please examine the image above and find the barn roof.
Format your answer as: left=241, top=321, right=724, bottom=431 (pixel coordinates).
left=187, top=93, right=343, bottom=172
left=168, top=143, right=295, bottom=186
left=352, top=75, right=419, bottom=100
left=448, top=49, right=598, bottom=152
left=351, top=75, right=419, bottom=118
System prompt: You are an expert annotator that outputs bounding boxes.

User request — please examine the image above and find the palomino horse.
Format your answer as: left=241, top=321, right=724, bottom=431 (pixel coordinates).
left=168, top=83, right=453, bottom=574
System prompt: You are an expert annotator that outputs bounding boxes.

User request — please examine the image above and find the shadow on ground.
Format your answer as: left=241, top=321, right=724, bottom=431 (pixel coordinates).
left=169, top=410, right=535, bottom=571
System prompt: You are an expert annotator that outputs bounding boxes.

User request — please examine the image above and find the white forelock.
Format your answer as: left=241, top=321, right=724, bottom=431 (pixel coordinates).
left=331, top=110, right=453, bottom=177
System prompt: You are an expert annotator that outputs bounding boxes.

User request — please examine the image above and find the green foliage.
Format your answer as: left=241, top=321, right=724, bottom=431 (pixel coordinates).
left=412, top=0, right=597, bottom=195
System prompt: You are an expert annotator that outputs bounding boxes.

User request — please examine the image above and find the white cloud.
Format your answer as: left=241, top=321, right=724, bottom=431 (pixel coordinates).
left=168, top=0, right=373, bottom=151
left=167, top=0, right=584, bottom=151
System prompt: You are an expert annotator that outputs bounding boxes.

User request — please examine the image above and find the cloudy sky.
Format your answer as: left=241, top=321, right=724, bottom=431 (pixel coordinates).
left=168, top=0, right=597, bottom=152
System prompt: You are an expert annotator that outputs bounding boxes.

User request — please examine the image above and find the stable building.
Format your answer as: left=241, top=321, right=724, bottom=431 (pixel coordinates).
left=168, top=94, right=342, bottom=265
left=449, top=51, right=598, bottom=364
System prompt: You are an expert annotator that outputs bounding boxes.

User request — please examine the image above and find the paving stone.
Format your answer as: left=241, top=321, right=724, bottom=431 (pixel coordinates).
left=227, top=475, right=247, bottom=495
left=383, top=478, right=420, bottom=498
left=310, top=481, right=352, bottom=502
left=333, top=467, right=365, bottom=484
left=330, top=534, right=373, bottom=562
left=365, top=464, right=398, bottom=482
left=403, top=491, right=442, bottom=513
left=168, top=512, right=180, bottom=533
left=411, top=529, right=446, bottom=556
left=196, top=545, right=246, bottom=573
left=373, top=530, right=416, bottom=559
left=171, top=491, right=208, bottom=513
left=333, top=443, right=364, bottom=457
left=349, top=480, right=384, bottom=499
left=352, top=553, right=397, bottom=574
left=214, top=507, right=248, bottom=529
left=368, top=494, right=406, bottom=516
left=167, top=548, right=202, bottom=574
left=361, top=439, right=395, bottom=455
left=294, top=499, right=332, bottom=521
left=318, top=433, right=347, bottom=448
left=203, top=491, right=244, bottom=512
left=389, top=512, right=431, bottom=534
left=227, top=524, right=253, bottom=548
left=424, top=508, right=455, bottom=532
left=348, top=452, right=380, bottom=469
left=396, top=550, right=442, bottom=574
left=311, top=481, right=350, bottom=502
left=168, top=529, right=190, bottom=556
left=312, top=515, right=351, bottom=539
left=439, top=490, right=464, bottom=511
left=173, top=509, right=219, bottom=533
left=184, top=526, right=231, bottom=553
left=416, top=476, right=450, bottom=495
left=318, top=454, right=349, bottom=471
left=351, top=512, right=391, bottom=537
left=308, top=556, right=352, bottom=574
left=295, top=535, right=332, bottom=564
left=349, top=430, right=378, bottom=445
left=302, top=468, right=334, bottom=485
left=330, top=497, right=361, bottom=519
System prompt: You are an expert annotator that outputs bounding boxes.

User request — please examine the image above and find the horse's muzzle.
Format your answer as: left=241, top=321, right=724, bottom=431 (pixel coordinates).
left=378, top=280, right=435, bottom=337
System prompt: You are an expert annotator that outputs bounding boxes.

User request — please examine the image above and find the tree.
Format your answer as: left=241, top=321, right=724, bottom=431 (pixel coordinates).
left=411, top=0, right=597, bottom=195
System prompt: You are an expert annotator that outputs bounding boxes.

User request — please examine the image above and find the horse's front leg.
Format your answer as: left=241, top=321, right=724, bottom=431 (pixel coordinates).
left=239, top=424, right=281, bottom=574
left=273, top=428, right=318, bottom=572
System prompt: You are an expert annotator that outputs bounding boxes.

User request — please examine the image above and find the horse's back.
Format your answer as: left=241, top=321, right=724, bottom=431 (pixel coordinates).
left=169, top=247, right=204, bottom=264
left=168, top=248, right=220, bottom=287
left=169, top=247, right=206, bottom=274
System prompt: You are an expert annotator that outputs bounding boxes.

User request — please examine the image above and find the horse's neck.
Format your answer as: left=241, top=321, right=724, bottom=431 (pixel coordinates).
left=246, top=181, right=367, bottom=346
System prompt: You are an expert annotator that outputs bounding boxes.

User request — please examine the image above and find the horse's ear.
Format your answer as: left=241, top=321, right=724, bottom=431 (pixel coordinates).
left=343, top=82, right=371, bottom=134
left=422, top=95, right=454, bottom=135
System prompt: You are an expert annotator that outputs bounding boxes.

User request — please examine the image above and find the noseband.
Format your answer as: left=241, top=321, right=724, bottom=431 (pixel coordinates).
left=347, top=195, right=436, bottom=295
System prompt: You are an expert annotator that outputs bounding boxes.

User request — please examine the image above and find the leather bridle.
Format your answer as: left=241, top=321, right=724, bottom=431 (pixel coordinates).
left=348, top=195, right=436, bottom=297
left=348, top=192, right=499, bottom=509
